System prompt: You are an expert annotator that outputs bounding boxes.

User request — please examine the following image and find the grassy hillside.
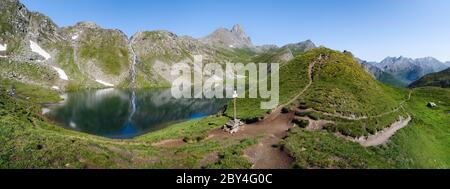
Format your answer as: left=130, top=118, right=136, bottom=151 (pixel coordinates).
left=301, top=48, right=405, bottom=116
left=281, top=87, right=449, bottom=168
left=377, top=71, right=407, bottom=87
left=227, top=48, right=406, bottom=122
left=409, top=68, right=450, bottom=88
left=1, top=60, right=449, bottom=169
left=78, top=29, right=130, bottom=76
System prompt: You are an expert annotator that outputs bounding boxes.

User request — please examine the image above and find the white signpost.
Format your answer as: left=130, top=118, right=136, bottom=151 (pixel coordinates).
left=233, top=90, right=238, bottom=125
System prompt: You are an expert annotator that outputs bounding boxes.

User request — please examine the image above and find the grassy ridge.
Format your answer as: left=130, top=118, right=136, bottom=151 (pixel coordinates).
left=302, top=48, right=405, bottom=116
left=409, top=68, right=450, bottom=88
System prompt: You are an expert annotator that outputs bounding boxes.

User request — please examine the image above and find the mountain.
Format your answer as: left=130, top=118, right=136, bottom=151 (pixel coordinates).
left=200, top=24, right=253, bottom=48
left=373, top=56, right=449, bottom=84
left=1, top=0, right=280, bottom=89
left=357, top=58, right=406, bottom=87
left=282, top=39, right=316, bottom=56
left=130, top=30, right=259, bottom=87
left=251, top=40, right=317, bottom=64
left=409, top=67, right=450, bottom=88
left=0, top=0, right=133, bottom=90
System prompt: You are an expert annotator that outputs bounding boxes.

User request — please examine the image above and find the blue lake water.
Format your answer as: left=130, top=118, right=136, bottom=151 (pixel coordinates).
left=47, top=88, right=229, bottom=139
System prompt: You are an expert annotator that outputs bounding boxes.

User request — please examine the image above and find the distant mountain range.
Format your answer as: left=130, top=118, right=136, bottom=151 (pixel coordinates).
left=0, top=0, right=448, bottom=90
left=358, top=56, right=449, bottom=86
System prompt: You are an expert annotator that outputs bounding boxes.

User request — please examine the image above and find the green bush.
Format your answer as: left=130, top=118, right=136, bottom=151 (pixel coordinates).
left=307, top=113, right=320, bottom=120
left=295, top=111, right=311, bottom=117
left=281, top=106, right=290, bottom=114
left=292, top=118, right=309, bottom=128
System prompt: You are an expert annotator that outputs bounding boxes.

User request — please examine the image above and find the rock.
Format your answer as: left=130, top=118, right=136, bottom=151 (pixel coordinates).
left=222, top=119, right=244, bottom=133
left=427, top=102, right=437, bottom=108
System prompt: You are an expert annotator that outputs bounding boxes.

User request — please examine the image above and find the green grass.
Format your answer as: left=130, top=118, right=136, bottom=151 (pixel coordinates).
left=385, top=87, right=450, bottom=168
left=0, top=78, right=61, bottom=103
left=281, top=128, right=388, bottom=168
left=79, top=29, right=130, bottom=76
left=281, top=87, right=450, bottom=169
left=206, top=138, right=257, bottom=169
left=302, top=48, right=406, bottom=116
left=135, top=116, right=228, bottom=143
left=0, top=59, right=59, bottom=87
left=0, top=81, right=244, bottom=168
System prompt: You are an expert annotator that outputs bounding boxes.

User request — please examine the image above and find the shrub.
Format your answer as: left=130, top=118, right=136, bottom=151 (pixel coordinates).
left=292, top=118, right=309, bottom=128
left=281, top=106, right=290, bottom=114
left=183, top=135, right=206, bottom=144
left=307, top=113, right=320, bottom=120
left=295, top=111, right=311, bottom=117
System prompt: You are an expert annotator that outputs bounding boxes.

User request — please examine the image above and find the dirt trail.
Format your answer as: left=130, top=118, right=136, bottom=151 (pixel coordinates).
left=204, top=60, right=319, bottom=169
left=358, top=115, right=411, bottom=147
left=208, top=111, right=295, bottom=169
left=283, top=60, right=316, bottom=106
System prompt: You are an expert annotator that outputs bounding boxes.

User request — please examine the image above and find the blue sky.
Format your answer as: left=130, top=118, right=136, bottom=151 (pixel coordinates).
left=21, top=0, right=450, bottom=62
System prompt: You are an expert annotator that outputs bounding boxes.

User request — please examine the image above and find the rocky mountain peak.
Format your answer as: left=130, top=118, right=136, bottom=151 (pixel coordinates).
left=231, top=24, right=244, bottom=35
left=282, top=39, right=317, bottom=56
left=200, top=24, right=253, bottom=48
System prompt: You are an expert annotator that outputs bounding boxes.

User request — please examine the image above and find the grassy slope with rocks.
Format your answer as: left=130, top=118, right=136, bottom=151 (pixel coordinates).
left=78, top=28, right=131, bottom=76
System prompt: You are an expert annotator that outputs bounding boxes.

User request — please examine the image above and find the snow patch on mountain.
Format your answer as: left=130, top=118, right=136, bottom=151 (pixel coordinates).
left=96, top=80, right=114, bottom=87
left=0, top=43, right=7, bottom=51
left=30, top=40, right=51, bottom=60
left=51, top=66, right=69, bottom=80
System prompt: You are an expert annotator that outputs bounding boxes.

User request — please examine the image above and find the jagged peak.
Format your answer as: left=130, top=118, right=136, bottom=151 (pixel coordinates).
left=201, top=24, right=253, bottom=48
left=231, top=24, right=244, bottom=34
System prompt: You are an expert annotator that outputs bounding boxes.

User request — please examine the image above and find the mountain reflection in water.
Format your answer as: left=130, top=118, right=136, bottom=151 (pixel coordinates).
left=47, top=88, right=229, bottom=139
